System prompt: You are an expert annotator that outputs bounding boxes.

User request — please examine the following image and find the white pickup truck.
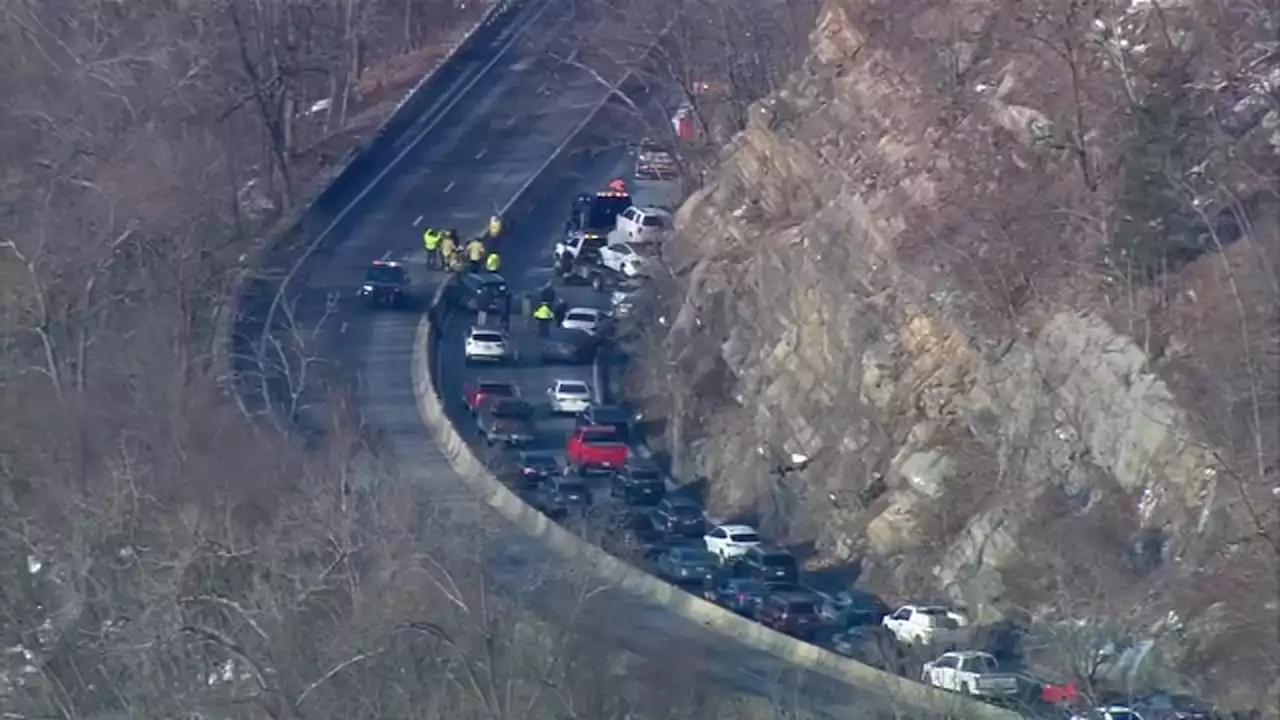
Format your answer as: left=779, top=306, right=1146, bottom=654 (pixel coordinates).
left=881, top=604, right=971, bottom=647
left=921, top=651, right=1020, bottom=698
left=612, top=206, right=671, bottom=245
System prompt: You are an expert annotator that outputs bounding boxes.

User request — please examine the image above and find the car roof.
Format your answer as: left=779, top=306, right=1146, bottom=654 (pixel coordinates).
left=470, top=273, right=507, bottom=284
left=469, top=326, right=505, bottom=335
left=716, top=524, right=758, bottom=534
left=632, top=206, right=672, bottom=218
left=518, top=450, right=556, bottom=461
left=944, top=650, right=994, bottom=659
left=564, top=307, right=600, bottom=316
left=578, top=424, right=618, bottom=434
left=555, top=379, right=589, bottom=389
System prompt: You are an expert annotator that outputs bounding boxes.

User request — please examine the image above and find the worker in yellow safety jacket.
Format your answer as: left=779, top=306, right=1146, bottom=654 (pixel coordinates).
left=485, top=251, right=501, bottom=273
left=466, top=238, right=486, bottom=273
left=423, top=228, right=441, bottom=268
left=440, top=233, right=456, bottom=266
left=532, top=301, right=554, bottom=336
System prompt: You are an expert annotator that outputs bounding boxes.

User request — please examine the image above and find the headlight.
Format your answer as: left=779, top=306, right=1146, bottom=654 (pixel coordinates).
left=362, top=284, right=374, bottom=292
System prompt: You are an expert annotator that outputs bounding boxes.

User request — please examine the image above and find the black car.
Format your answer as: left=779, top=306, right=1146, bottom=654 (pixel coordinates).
left=449, top=272, right=509, bottom=312
left=511, top=451, right=559, bottom=484
left=651, top=496, right=705, bottom=537
left=359, top=261, right=409, bottom=307
left=609, top=461, right=666, bottom=506
left=742, top=545, right=799, bottom=584
left=476, top=398, right=536, bottom=445
left=576, top=404, right=632, bottom=443
left=819, top=590, right=891, bottom=627
left=702, top=577, right=771, bottom=617
left=529, top=479, right=592, bottom=520
left=540, top=328, right=598, bottom=364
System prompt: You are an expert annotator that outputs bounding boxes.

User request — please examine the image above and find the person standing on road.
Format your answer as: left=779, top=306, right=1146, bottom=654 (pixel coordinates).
left=533, top=301, right=554, bottom=336
left=557, top=251, right=573, bottom=279
left=485, top=251, right=501, bottom=273
left=440, top=233, right=456, bottom=269
left=422, top=227, right=441, bottom=268
left=467, top=237, right=486, bottom=273
left=499, top=292, right=512, bottom=330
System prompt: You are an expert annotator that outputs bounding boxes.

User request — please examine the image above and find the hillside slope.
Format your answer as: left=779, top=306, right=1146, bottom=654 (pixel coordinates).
left=634, top=0, right=1279, bottom=710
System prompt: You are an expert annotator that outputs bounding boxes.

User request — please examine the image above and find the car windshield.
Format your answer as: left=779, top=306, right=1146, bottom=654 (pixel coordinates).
left=581, top=429, right=619, bottom=444
left=557, top=482, right=588, bottom=494
left=729, top=532, right=760, bottom=543
left=366, top=266, right=405, bottom=284
left=472, top=332, right=504, bottom=343
left=491, top=400, right=532, bottom=418
left=761, top=554, right=796, bottom=569
left=669, top=506, right=701, bottom=520
left=641, top=214, right=667, bottom=228
left=558, top=382, right=588, bottom=395
left=565, top=311, right=596, bottom=323
left=786, top=600, right=817, bottom=614
left=674, top=549, right=713, bottom=564
left=588, top=195, right=631, bottom=229
left=627, top=467, right=660, bottom=480
left=521, top=453, right=556, bottom=469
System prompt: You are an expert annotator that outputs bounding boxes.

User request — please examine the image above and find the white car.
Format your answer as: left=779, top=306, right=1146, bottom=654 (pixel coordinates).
left=599, top=241, right=656, bottom=278
left=464, top=327, right=510, bottom=363
left=560, top=307, right=603, bottom=335
left=546, top=380, right=592, bottom=414
left=614, top=206, right=672, bottom=244
left=703, top=524, right=761, bottom=560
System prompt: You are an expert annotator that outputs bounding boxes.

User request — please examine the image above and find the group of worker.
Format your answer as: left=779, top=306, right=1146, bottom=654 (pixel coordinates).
left=421, top=213, right=568, bottom=336
left=422, top=214, right=504, bottom=274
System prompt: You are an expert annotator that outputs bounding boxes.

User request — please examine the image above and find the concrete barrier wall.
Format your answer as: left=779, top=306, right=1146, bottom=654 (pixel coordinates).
left=413, top=301, right=1024, bottom=720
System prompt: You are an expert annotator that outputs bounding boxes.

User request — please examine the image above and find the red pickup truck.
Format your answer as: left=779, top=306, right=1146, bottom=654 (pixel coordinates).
left=464, top=380, right=517, bottom=414
left=565, top=425, right=628, bottom=474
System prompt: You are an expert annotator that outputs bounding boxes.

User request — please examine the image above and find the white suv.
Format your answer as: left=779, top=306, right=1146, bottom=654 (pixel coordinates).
left=614, top=206, right=671, bottom=245
left=464, top=327, right=509, bottom=363
left=703, top=524, right=761, bottom=561
left=546, top=379, right=592, bottom=414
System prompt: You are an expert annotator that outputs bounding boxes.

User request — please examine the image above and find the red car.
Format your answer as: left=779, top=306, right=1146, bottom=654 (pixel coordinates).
left=565, top=425, right=628, bottom=474
left=464, top=380, right=517, bottom=414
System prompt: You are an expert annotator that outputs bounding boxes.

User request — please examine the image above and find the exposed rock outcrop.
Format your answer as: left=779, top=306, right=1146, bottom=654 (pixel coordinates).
left=640, top=0, right=1279, bottom=710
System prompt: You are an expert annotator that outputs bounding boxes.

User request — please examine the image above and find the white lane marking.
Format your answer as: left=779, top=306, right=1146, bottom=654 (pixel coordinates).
left=443, top=180, right=456, bottom=193
left=380, top=250, right=392, bottom=261
left=340, top=321, right=348, bottom=334
left=475, top=148, right=488, bottom=160
left=413, top=215, right=424, bottom=226
left=257, top=0, right=556, bottom=351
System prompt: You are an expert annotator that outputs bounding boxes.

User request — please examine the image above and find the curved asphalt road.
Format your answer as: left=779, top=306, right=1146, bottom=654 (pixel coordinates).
left=255, top=4, right=901, bottom=716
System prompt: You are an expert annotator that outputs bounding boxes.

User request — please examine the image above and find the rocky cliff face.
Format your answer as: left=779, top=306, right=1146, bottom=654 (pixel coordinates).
left=639, top=0, right=1278, bottom=709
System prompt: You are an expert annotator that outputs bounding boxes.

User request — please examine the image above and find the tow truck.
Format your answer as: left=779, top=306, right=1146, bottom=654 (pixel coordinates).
left=563, top=179, right=632, bottom=237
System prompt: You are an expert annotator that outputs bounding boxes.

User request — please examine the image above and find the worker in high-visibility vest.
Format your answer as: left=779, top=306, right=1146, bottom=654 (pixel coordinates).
left=422, top=228, right=441, bottom=268
left=485, top=251, right=501, bottom=273
left=532, top=301, right=554, bottom=336
left=466, top=238, right=486, bottom=273
left=440, top=233, right=456, bottom=267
